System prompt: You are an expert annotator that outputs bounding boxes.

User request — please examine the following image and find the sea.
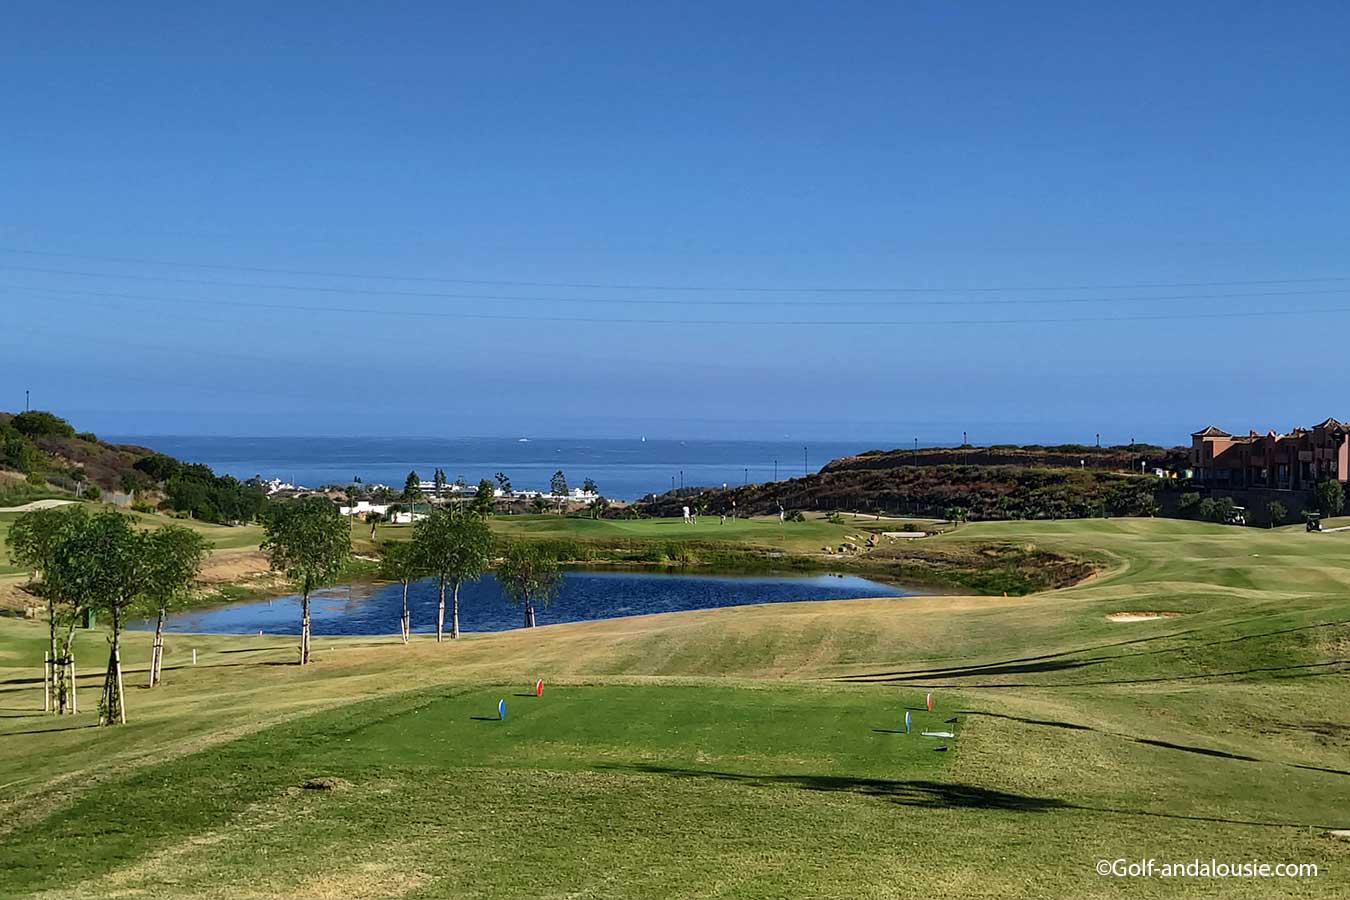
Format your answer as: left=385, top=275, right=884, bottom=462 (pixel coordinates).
left=103, top=436, right=884, bottom=500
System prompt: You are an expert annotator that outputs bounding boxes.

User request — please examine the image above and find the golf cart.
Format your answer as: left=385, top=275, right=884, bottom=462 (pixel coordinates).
left=1306, top=513, right=1323, bottom=533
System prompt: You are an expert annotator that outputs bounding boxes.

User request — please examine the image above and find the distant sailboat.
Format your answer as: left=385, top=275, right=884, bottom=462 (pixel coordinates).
left=517, top=438, right=529, bottom=442
left=641, top=436, right=646, bottom=442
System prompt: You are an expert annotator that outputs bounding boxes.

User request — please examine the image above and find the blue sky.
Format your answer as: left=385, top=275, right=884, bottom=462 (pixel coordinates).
left=4, top=2, right=1349, bottom=444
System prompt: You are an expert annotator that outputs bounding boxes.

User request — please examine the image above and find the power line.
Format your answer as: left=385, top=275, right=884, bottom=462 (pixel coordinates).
left=0, top=245, right=1347, bottom=294
left=4, top=263, right=1350, bottom=308
left=11, top=282, right=1350, bottom=327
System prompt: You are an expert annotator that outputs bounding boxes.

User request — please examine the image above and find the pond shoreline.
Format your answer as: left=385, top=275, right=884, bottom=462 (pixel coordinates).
left=138, top=568, right=926, bottom=637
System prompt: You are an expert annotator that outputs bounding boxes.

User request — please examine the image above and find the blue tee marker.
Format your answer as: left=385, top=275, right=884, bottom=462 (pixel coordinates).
left=904, top=710, right=911, bottom=734
left=498, top=699, right=506, bottom=721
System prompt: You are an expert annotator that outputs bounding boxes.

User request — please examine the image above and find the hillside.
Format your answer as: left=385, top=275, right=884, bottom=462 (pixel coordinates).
left=0, top=410, right=157, bottom=502
left=0, top=411, right=265, bottom=524
left=823, top=442, right=1188, bottom=474
left=642, top=460, right=1165, bottom=521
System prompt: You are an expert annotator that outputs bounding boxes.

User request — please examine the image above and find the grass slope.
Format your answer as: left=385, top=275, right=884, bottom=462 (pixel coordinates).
left=0, top=518, right=1347, bottom=898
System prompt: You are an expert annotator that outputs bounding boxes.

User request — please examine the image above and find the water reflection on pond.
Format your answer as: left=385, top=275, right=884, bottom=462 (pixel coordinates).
left=134, top=569, right=921, bottom=636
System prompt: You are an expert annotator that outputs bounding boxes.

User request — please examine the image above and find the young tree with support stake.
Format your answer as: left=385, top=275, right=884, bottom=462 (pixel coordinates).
left=378, top=540, right=423, bottom=643
left=44, top=510, right=145, bottom=725
left=496, top=543, right=561, bottom=628
left=142, top=525, right=210, bottom=687
left=261, top=498, right=352, bottom=665
left=9, top=504, right=90, bottom=715
left=413, top=508, right=492, bottom=640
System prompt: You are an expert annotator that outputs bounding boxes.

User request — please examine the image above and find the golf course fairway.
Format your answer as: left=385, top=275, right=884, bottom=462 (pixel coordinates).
left=1, top=517, right=1347, bottom=898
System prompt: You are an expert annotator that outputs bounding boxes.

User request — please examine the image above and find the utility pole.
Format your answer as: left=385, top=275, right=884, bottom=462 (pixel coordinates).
left=913, top=437, right=918, bottom=466
left=803, top=445, right=808, bottom=477
left=679, top=469, right=684, bottom=490
left=773, top=458, right=778, bottom=481
left=25, top=389, right=30, bottom=411
left=743, top=467, right=748, bottom=485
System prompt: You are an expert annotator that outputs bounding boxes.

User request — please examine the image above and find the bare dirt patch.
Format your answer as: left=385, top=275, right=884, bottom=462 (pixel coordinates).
left=1106, top=611, right=1183, bottom=622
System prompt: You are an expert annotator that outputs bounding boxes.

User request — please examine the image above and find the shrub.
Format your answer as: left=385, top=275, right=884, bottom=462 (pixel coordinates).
left=0, top=423, right=40, bottom=473
left=10, top=410, right=75, bottom=438
left=1265, top=501, right=1287, bottom=527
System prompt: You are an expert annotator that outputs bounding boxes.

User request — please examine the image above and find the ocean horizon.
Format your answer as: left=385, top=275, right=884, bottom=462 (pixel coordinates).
left=104, top=435, right=884, bottom=500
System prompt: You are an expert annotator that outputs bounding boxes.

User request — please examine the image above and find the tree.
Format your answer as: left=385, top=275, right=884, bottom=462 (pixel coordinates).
left=367, top=511, right=384, bottom=540
left=1315, top=480, right=1344, bottom=517
left=1177, top=492, right=1202, bottom=519
left=472, top=479, right=496, bottom=517
left=413, top=508, right=493, bottom=640
left=344, top=486, right=359, bottom=527
left=261, top=498, right=352, bottom=665
left=433, top=468, right=446, bottom=498
left=496, top=543, right=561, bottom=628
left=583, top=477, right=598, bottom=495
left=378, top=540, right=423, bottom=643
left=141, top=525, right=210, bottom=687
left=44, top=510, right=145, bottom=725
left=402, top=471, right=424, bottom=521
left=9, top=504, right=90, bottom=714
left=1265, top=500, right=1287, bottom=528
left=551, top=470, right=568, bottom=497
left=590, top=496, right=610, bottom=519
left=495, top=471, right=512, bottom=494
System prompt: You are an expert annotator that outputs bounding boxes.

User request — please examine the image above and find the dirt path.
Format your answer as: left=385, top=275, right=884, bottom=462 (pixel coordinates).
left=0, top=499, right=77, bottom=513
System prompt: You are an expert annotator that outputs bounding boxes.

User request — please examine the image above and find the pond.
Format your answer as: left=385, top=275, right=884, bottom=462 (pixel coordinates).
left=132, top=569, right=920, bottom=636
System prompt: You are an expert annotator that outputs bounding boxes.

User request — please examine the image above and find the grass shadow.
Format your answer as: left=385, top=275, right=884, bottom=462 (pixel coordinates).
left=606, top=765, right=1064, bottom=812
left=607, top=765, right=1337, bottom=829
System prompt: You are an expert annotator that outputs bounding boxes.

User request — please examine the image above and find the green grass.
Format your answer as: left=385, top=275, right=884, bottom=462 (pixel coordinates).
left=1, top=517, right=1348, bottom=897
left=374, top=511, right=899, bottom=556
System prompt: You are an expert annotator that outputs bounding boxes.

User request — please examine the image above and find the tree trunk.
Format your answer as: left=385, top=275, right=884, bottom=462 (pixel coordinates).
left=400, top=581, right=410, bottom=644
left=149, top=608, right=166, bottom=687
left=47, top=605, right=57, bottom=714
left=101, top=607, right=126, bottom=725
left=451, top=581, right=460, bottom=639
left=525, top=600, right=536, bottom=628
left=58, top=620, right=79, bottom=715
left=436, top=580, right=446, bottom=642
left=300, top=592, right=311, bottom=665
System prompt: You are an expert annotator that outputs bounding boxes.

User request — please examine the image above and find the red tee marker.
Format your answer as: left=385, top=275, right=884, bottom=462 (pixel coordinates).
left=535, top=678, right=543, bottom=698
left=925, top=692, right=933, bottom=712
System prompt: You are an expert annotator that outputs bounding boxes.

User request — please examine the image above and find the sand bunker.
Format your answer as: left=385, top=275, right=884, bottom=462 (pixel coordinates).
left=1106, top=611, right=1182, bottom=622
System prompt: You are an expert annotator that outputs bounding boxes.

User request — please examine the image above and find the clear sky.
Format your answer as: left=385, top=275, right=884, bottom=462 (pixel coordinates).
left=4, top=3, right=1349, bottom=445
